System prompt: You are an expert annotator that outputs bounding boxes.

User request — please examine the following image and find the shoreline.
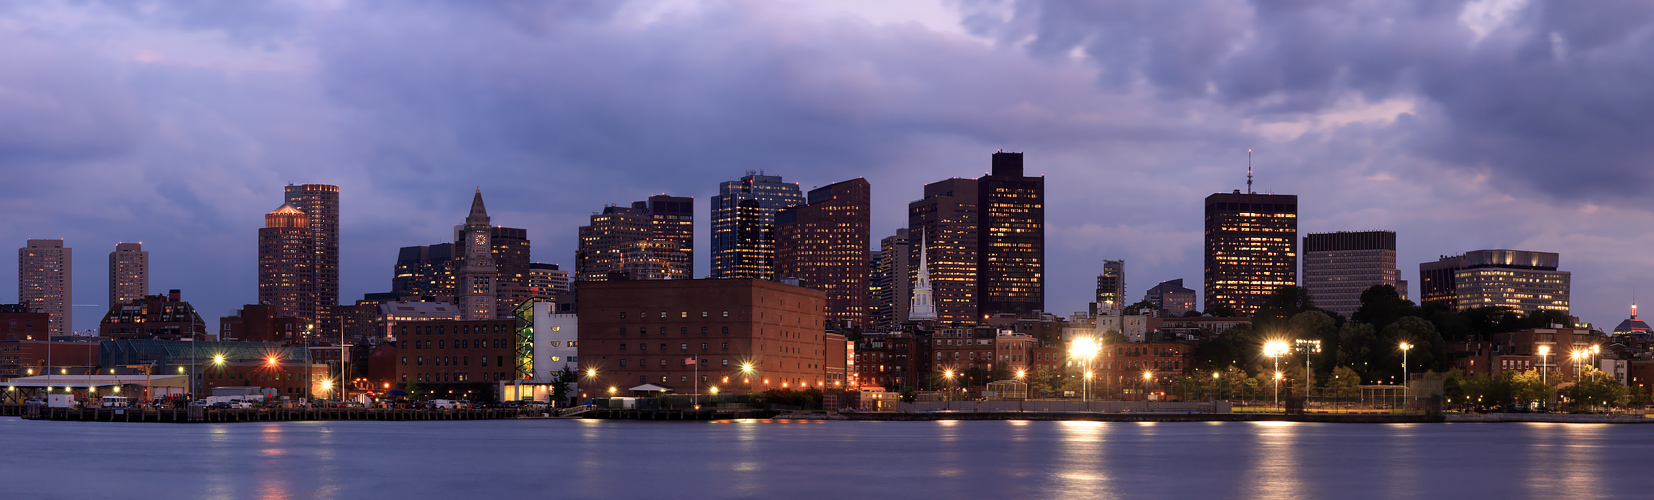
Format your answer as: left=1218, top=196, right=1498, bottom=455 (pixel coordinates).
left=774, top=412, right=1654, bottom=424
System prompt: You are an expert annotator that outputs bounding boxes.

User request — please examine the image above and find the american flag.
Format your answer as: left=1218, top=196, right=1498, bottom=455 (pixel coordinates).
left=685, top=356, right=697, bottom=365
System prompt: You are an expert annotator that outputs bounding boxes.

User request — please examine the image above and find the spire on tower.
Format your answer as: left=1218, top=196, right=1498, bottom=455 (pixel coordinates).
left=908, top=230, right=937, bottom=322
left=467, top=189, right=490, bottom=226
left=1247, top=149, right=1254, bottom=194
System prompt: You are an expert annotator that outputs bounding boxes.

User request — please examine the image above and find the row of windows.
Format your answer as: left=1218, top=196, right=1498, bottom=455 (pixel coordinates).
left=621, top=342, right=729, bottom=351
left=403, top=339, right=509, bottom=350
left=623, top=311, right=731, bottom=319
left=622, top=326, right=732, bottom=335
left=399, top=324, right=509, bottom=336
left=401, top=355, right=505, bottom=367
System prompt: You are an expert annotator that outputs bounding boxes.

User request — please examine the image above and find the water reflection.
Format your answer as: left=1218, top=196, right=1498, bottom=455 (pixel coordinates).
left=1523, top=423, right=1605, bottom=499
left=1049, top=421, right=1114, bottom=500
left=1245, top=422, right=1303, bottom=500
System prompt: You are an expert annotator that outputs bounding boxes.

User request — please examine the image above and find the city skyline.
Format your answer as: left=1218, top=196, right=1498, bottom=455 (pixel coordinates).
left=1, top=1, right=1651, bottom=333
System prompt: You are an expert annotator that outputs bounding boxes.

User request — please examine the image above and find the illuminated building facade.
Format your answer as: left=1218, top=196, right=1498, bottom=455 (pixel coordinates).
left=99, top=290, right=208, bottom=340
left=1302, top=231, right=1402, bottom=318
left=575, top=195, right=694, bottom=282
left=776, top=178, right=871, bottom=328
left=1095, top=259, right=1125, bottom=310
left=19, top=239, right=72, bottom=337
left=1144, top=279, right=1197, bottom=317
left=1449, top=250, right=1570, bottom=314
left=908, top=178, right=979, bottom=324
left=1419, top=254, right=1467, bottom=308
left=977, top=152, right=1044, bottom=318
left=392, top=243, right=456, bottom=297
left=283, top=184, right=340, bottom=333
left=108, top=242, right=148, bottom=310
left=711, top=173, right=804, bottom=279
left=1203, top=191, right=1298, bottom=315
left=488, top=226, right=531, bottom=319
left=259, top=204, right=315, bottom=322
left=870, top=228, right=912, bottom=330
left=527, top=263, right=570, bottom=297
left=456, top=190, right=497, bottom=320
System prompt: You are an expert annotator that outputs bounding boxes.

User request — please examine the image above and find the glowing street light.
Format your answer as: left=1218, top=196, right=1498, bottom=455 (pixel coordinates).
left=1070, top=337, right=1101, bottom=402
left=1538, top=345, right=1551, bottom=386
left=1264, top=341, right=1288, bottom=407
left=1571, top=350, right=1586, bottom=380
left=1399, top=341, right=1413, bottom=401
left=1142, top=371, right=1154, bottom=401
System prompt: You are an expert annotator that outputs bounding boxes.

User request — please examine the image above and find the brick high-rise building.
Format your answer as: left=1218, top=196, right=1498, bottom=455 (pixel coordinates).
left=108, top=242, right=148, bottom=310
left=575, top=195, right=694, bottom=282
left=259, top=204, right=315, bottom=323
left=576, top=279, right=838, bottom=394
left=1203, top=190, right=1298, bottom=315
left=977, top=152, right=1045, bottom=318
left=711, top=173, right=804, bottom=279
left=909, top=179, right=978, bottom=324
left=284, top=184, right=340, bottom=331
left=18, top=239, right=71, bottom=337
left=776, top=178, right=871, bottom=328
left=456, top=190, right=497, bottom=320
left=1303, top=231, right=1402, bottom=318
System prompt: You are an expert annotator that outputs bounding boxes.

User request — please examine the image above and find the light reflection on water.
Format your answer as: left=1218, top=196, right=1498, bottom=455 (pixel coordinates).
left=4, top=417, right=1652, bottom=499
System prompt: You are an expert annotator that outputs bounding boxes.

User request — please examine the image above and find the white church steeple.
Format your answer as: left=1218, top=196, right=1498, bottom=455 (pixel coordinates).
left=908, top=231, right=937, bottom=322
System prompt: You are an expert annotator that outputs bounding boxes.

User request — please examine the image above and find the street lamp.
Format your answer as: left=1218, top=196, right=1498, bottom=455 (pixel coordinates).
left=741, top=363, right=755, bottom=393
left=944, top=370, right=955, bottom=402
left=1069, top=337, right=1100, bottom=402
left=1571, top=350, right=1586, bottom=380
left=1538, top=345, right=1551, bottom=386
left=1212, top=372, right=1220, bottom=402
left=1399, top=342, right=1413, bottom=402
left=1142, top=371, right=1154, bottom=402
left=1264, top=341, right=1288, bottom=406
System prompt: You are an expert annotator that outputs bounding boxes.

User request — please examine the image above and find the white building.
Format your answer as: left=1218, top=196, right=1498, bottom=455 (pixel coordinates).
left=500, top=300, right=578, bottom=403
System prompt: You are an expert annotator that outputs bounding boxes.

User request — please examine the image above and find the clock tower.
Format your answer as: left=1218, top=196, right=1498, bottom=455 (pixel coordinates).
left=458, top=189, right=497, bottom=320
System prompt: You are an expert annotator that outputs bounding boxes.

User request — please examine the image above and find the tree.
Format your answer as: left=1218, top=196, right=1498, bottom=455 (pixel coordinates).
left=1379, top=316, right=1445, bottom=380
left=1204, top=304, right=1238, bottom=318
left=1253, top=286, right=1320, bottom=333
left=899, top=386, right=916, bottom=403
left=551, top=366, right=577, bottom=405
left=1288, top=311, right=1340, bottom=375
left=404, top=379, right=423, bottom=400
left=1181, top=309, right=1204, bottom=318
left=1028, top=366, right=1060, bottom=399
left=1352, top=284, right=1415, bottom=332
left=1122, top=300, right=1160, bottom=316
left=1564, top=368, right=1628, bottom=411
left=1328, top=366, right=1361, bottom=399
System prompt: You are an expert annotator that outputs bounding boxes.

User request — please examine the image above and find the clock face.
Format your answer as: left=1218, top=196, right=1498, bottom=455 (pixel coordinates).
left=474, top=234, right=486, bottom=246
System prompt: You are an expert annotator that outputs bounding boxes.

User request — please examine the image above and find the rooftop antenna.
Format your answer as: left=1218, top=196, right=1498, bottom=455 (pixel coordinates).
left=1247, top=149, right=1254, bottom=194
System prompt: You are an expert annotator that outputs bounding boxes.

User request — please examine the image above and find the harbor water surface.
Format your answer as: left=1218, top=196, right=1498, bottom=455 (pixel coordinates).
left=2, top=417, right=1649, bottom=499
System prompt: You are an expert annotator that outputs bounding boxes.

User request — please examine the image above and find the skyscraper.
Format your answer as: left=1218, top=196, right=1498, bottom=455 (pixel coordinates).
left=776, top=178, right=871, bottom=328
left=1203, top=190, right=1298, bottom=315
left=283, top=184, right=339, bottom=329
left=488, top=226, right=531, bottom=318
left=909, top=178, right=978, bottom=324
left=1095, top=260, right=1125, bottom=310
left=259, top=205, right=315, bottom=322
left=19, top=239, right=72, bottom=337
left=711, top=173, right=804, bottom=279
left=109, top=242, right=149, bottom=309
left=870, top=228, right=912, bottom=329
left=1424, top=250, right=1569, bottom=314
left=575, top=195, right=694, bottom=282
left=457, top=190, right=497, bottom=320
left=392, top=243, right=456, bottom=297
left=977, top=151, right=1045, bottom=318
left=1303, top=231, right=1402, bottom=318
left=1419, top=254, right=1467, bottom=308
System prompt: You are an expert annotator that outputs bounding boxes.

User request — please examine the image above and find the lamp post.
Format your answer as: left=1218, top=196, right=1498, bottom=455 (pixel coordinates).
left=1142, top=371, right=1154, bottom=402
left=943, top=370, right=955, bottom=402
left=1264, top=341, right=1288, bottom=407
left=1399, top=342, right=1412, bottom=403
left=1538, top=345, right=1551, bottom=386
left=741, top=363, right=755, bottom=394
left=1212, top=372, right=1220, bottom=402
left=1069, top=337, right=1099, bottom=402
left=1571, top=350, right=1585, bottom=380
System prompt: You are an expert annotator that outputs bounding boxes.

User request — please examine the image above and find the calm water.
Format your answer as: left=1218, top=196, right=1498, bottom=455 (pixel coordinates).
left=2, top=417, right=1650, bottom=499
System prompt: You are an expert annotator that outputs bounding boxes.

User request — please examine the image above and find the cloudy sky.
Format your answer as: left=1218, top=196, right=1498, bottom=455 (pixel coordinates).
left=2, top=0, right=1650, bottom=333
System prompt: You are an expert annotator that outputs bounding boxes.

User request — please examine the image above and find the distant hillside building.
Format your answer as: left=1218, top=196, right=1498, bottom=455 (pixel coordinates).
left=1144, top=279, right=1197, bottom=317
left=99, top=290, right=208, bottom=341
left=1302, top=231, right=1403, bottom=318
left=1420, top=250, right=1569, bottom=314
